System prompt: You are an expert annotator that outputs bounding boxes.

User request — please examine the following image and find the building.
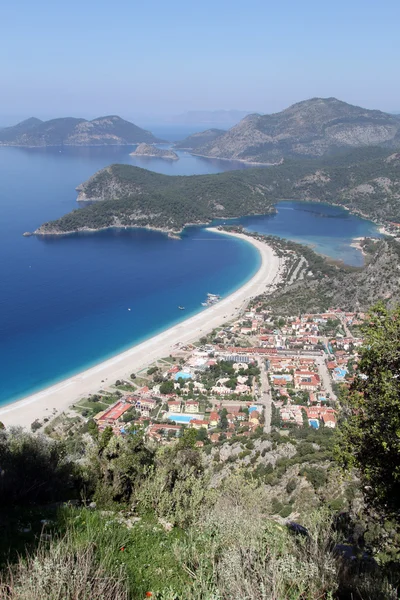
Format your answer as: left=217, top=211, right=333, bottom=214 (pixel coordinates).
left=185, top=400, right=199, bottom=413
left=189, top=419, right=209, bottom=430
left=94, top=401, right=131, bottom=425
left=209, top=412, right=219, bottom=427
left=168, top=400, right=182, bottom=412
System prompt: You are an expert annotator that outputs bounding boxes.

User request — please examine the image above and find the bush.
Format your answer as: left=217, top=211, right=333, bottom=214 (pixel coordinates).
left=301, top=466, right=327, bottom=490
left=279, top=504, right=293, bottom=518
left=30, top=419, right=42, bottom=432
left=0, top=524, right=129, bottom=600
left=286, top=478, right=297, bottom=494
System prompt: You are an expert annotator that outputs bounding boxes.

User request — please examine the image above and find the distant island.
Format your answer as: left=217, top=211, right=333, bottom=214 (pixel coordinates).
left=0, top=115, right=163, bottom=147
left=34, top=147, right=400, bottom=237
left=183, top=97, right=400, bottom=163
left=130, top=143, right=179, bottom=160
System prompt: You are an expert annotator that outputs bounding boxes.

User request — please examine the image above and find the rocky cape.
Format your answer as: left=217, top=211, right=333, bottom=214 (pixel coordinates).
left=0, top=115, right=163, bottom=146
left=190, top=97, right=400, bottom=163
left=130, top=144, right=179, bottom=160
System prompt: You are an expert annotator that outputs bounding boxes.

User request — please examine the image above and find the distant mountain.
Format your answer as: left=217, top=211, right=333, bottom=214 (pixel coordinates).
left=192, top=98, right=400, bottom=163
left=173, top=128, right=226, bottom=150
left=168, top=110, right=251, bottom=127
left=0, top=116, right=163, bottom=146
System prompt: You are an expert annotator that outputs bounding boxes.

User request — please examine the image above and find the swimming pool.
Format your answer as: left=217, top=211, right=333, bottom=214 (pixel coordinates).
left=167, top=412, right=204, bottom=424
left=309, top=418, right=320, bottom=429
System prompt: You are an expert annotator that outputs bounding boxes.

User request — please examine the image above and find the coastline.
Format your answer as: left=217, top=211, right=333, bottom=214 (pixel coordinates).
left=0, top=229, right=282, bottom=429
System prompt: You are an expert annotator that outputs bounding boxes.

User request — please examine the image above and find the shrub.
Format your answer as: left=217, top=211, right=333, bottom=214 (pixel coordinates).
left=30, top=419, right=42, bottom=432
left=286, top=478, right=297, bottom=494
left=301, top=466, right=327, bottom=490
left=0, top=529, right=128, bottom=600
left=279, top=504, right=293, bottom=518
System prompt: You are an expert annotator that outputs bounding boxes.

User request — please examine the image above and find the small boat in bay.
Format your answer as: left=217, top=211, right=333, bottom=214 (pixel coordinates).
left=178, top=306, right=185, bottom=310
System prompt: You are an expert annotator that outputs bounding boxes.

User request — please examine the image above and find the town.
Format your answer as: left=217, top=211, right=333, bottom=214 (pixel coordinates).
left=68, top=304, right=365, bottom=448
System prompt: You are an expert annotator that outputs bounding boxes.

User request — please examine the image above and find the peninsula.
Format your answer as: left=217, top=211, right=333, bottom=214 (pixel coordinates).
left=130, top=143, right=179, bottom=160
left=35, top=147, right=400, bottom=236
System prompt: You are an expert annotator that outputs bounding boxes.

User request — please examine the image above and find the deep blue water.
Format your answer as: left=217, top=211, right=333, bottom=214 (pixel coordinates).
left=0, top=145, right=379, bottom=406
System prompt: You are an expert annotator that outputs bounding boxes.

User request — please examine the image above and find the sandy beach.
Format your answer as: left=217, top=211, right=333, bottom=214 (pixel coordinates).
left=0, top=229, right=282, bottom=429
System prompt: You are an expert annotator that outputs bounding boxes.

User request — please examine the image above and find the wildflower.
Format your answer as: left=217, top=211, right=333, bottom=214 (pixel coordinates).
left=120, top=546, right=125, bottom=551
left=145, top=593, right=153, bottom=598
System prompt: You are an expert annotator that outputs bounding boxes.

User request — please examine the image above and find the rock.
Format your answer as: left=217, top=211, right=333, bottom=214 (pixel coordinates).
left=158, top=517, right=174, bottom=532
left=23, top=231, right=32, bottom=237
left=88, top=501, right=97, bottom=509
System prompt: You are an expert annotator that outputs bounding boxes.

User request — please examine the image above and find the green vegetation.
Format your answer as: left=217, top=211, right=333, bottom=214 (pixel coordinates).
left=257, top=235, right=400, bottom=314
left=37, top=147, right=400, bottom=235
left=339, top=303, right=400, bottom=516
left=4, top=301, right=400, bottom=597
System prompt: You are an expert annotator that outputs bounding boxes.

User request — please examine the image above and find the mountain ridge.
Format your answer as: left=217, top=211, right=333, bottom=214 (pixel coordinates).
left=0, top=115, right=163, bottom=146
left=192, top=97, right=400, bottom=162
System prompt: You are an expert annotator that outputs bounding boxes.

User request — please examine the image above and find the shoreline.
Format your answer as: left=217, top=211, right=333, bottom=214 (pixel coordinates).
left=0, top=229, right=282, bottom=429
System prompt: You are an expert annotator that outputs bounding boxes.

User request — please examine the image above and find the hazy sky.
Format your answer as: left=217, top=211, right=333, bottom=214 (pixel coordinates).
left=1, top=0, right=399, bottom=121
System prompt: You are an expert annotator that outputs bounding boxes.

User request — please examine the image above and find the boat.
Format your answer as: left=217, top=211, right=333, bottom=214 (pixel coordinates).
left=178, top=306, right=185, bottom=310
left=201, top=293, right=221, bottom=307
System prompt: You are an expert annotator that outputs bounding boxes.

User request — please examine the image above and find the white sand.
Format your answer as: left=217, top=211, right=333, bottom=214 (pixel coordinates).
left=0, top=229, right=282, bottom=429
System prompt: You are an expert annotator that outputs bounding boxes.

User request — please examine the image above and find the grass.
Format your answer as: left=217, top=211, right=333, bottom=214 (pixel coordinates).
left=59, top=509, right=189, bottom=598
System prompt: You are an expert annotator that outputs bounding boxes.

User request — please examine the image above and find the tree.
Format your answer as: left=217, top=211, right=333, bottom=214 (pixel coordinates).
left=160, top=380, right=175, bottom=395
left=338, top=303, right=400, bottom=516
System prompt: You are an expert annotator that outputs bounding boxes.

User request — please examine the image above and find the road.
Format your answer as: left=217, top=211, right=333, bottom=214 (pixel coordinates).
left=315, top=356, right=337, bottom=403
left=257, top=358, right=272, bottom=433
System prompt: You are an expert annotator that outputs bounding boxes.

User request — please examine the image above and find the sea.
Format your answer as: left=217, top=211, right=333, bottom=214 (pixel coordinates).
left=0, top=132, right=380, bottom=406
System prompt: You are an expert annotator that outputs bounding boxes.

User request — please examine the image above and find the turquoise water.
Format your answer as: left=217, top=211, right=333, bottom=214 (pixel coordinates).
left=227, top=202, right=380, bottom=267
left=0, top=143, right=379, bottom=407
left=167, top=414, right=203, bottom=424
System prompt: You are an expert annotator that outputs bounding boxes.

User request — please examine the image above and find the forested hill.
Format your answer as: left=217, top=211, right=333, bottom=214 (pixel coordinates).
left=35, top=147, right=400, bottom=235
left=35, top=164, right=277, bottom=235
left=0, top=115, right=162, bottom=146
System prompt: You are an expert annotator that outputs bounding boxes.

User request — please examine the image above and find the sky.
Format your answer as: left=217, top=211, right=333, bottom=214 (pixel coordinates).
left=1, top=0, right=400, bottom=123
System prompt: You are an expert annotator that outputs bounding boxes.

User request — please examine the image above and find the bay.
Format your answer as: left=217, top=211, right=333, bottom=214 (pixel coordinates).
left=0, top=143, right=379, bottom=406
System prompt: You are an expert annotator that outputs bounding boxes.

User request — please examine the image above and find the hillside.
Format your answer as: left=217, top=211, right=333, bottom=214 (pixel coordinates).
left=34, top=147, right=400, bottom=235
left=192, top=97, right=400, bottom=162
left=130, top=143, right=179, bottom=160
left=35, top=164, right=277, bottom=235
left=0, top=115, right=162, bottom=146
left=261, top=236, right=400, bottom=314
left=173, top=128, right=226, bottom=150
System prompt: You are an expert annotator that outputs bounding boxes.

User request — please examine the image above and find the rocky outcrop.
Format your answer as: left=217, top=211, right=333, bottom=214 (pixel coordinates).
left=193, top=98, right=400, bottom=162
left=130, top=143, right=179, bottom=160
